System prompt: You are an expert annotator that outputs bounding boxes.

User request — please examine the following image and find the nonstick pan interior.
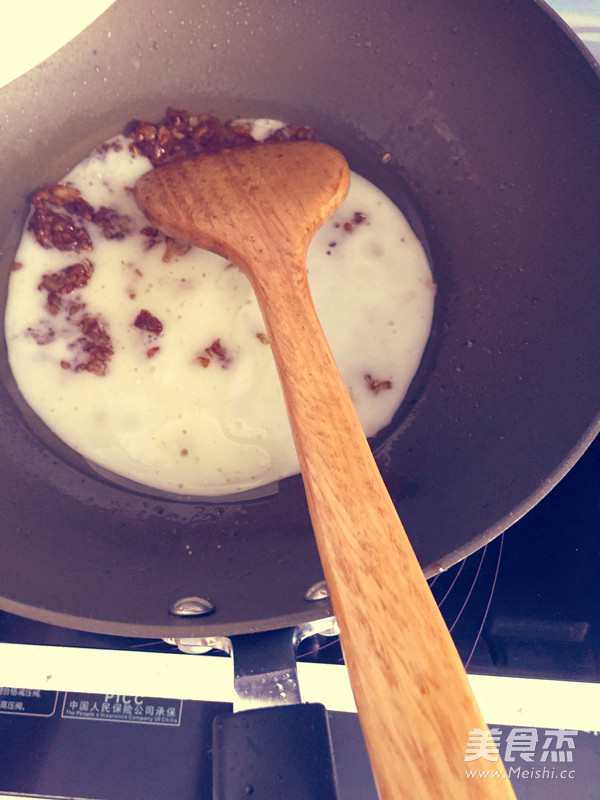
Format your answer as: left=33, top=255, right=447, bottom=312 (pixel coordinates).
left=0, top=0, right=598, bottom=637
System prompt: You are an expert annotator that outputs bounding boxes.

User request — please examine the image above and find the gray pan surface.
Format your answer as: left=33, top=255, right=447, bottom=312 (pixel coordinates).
left=0, top=0, right=598, bottom=637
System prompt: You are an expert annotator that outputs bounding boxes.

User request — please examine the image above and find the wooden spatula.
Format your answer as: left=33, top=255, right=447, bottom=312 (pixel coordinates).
left=135, top=141, right=515, bottom=800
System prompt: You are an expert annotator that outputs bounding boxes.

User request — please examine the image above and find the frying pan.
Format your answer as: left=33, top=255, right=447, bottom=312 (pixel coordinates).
left=0, top=0, right=598, bottom=648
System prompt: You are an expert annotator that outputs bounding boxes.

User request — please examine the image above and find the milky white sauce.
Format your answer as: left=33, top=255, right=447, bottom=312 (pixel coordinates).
left=5, top=132, right=435, bottom=496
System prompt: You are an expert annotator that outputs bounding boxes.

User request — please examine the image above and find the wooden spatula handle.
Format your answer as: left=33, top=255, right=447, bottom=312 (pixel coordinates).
left=134, top=141, right=515, bottom=798
left=251, top=254, right=515, bottom=800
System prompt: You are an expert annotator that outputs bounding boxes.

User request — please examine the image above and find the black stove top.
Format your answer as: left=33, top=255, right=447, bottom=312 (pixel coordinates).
left=0, top=434, right=598, bottom=800
left=2, top=434, right=598, bottom=681
left=436, top=429, right=600, bottom=683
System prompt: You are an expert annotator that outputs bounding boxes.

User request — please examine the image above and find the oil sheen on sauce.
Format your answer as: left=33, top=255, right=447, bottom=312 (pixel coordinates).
left=5, top=131, right=436, bottom=497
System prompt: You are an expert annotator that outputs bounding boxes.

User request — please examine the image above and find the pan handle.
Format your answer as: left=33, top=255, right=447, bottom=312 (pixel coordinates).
left=212, top=701, right=339, bottom=800
left=211, top=626, right=340, bottom=799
